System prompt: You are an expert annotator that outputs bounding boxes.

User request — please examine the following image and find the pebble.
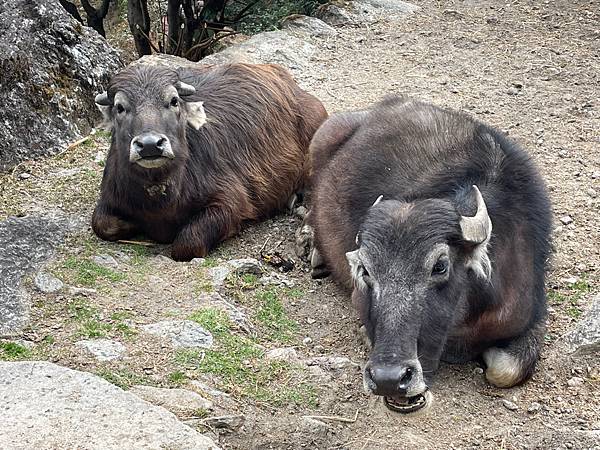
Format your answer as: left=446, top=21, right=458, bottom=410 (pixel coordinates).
left=303, top=337, right=313, bottom=345
left=75, top=339, right=126, bottom=361
left=502, top=399, right=519, bottom=411
left=473, top=367, right=484, bottom=375
left=567, top=376, right=585, bottom=387
left=559, top=215, right=573, bottom=225
left=201, top=414, right=245, bottom=430
left=189, top=257, right=205, bottom=265
left=527, top=402, right=541, bottom=413
left=227, top=258, right=263, bottom=275
left=18, top=172, right=31, bottom=180
left=142, top=320, right=213, bottom=349
left=91, top=254, right=119, bottom=269
left=34, top=271, right=64, bottom=293
left=266, top=347, right=300, bottom=363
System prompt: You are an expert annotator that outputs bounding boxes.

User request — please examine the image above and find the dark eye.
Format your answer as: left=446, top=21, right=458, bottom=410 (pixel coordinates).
left=170, top=97, right=179, bottom=108
left=115, top=103, right=125, bottom=114
left=432, top=258, right=448, bottom=276
left=362, top=266, right=374, bottom=288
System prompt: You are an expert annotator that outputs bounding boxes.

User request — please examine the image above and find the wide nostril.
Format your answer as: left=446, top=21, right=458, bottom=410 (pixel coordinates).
left=133, top=139, right=144, bottom=150
left=156, top=137, right=167, bottom=149
left=398, top=367, right=414, bottom=389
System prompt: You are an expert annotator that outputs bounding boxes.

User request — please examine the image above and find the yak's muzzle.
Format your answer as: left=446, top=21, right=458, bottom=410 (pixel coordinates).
left=130, top=132, right=175, bottom=169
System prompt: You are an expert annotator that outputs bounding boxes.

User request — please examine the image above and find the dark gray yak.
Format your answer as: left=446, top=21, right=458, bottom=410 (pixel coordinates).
left=306, top=95, right=552, bottom=413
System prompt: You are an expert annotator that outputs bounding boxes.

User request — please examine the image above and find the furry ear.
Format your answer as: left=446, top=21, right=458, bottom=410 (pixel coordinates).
left=94, top=92, right=112, bottom=131
left=186, top=101, right=207, bottom=130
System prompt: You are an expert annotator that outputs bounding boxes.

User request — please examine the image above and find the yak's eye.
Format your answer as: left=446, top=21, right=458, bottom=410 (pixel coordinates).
left=432, top=258, right=449, bottom=276
left=170, top=97, right=179, bottom=108
left=362, top=266, right=374, bottom=288
left=115, top=103, right=125, bottom=114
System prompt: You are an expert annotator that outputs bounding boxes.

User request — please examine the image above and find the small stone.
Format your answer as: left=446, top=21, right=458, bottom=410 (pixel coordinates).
left=18, top=172, right=31, bottom=180
left=260, top=272, right=296, bottom=288
left=153, top=255, right=173, bottom=263
left=94, top=151, right=105, bottom=164
left=559, top=215, right=573, bottom=225
left=266, top=347, right=300, bottom=363
left=306, top=318, right=316, bottom=324
left=591, top=171, right=600, bottom=179
left=129, top=385, right=213, bottom=415
left=91, top=254, right=119, bottom=269
left=303, top=337, right=313, bottom=345
left=227, top=258, right=263, bottom=275
left=68, top=287, right=97, bottom=296
left=142, top=320, right=213, bottom=348
left=201, top=414, right=244, bottom=430
left=502, top=399, right=518, bottom=411
left=567, top=376, right=584, bottom=387
left=190, top=258, right=205, bottom=265
left=586, top=188, right=597, bottom=198
left=208, top=265, right=230, bottom=286
left=75, top=339, right=126, bottom=361
left=507, top=87, right=520, bottom=96
left=527, top=402, right=541, bottom=413
left=473, top=367, right=484, bottom=375
left=34, top=272, right=64, bottom=293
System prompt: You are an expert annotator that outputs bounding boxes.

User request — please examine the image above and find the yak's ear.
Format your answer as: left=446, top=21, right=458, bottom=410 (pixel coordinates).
left=185, top=101, right=207, bottom=130
left=94, top=92, right=112, bottom=131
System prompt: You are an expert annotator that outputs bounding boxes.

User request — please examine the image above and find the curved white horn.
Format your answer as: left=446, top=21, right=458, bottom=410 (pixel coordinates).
left=372, top=195, right=383, bottom=207
left=460, top=185, right=492, bottom=244
left=95, top=91, right=110, bottom=106
left=175, top=81, right=196, bottom=96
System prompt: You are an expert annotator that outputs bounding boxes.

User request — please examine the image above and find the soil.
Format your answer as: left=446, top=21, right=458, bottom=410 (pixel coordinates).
left=2, top=0, right=599, bottom=449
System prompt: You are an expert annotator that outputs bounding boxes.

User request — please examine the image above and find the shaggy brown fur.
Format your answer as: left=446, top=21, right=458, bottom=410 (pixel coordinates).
left=92, top=63, right=327, bottom=260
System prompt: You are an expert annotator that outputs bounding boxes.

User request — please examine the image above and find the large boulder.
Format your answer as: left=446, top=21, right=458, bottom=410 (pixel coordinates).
left=0, top=212, right=82, bottom=336
left=0, top=361, right=219, bottom=449
left=0, top=0, right=123, bottom=171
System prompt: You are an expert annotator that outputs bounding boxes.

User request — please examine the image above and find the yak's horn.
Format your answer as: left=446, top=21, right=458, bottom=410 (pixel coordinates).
left=95, top=92, right=111, bottom=106
left=460, top=185, right=492, bottom=244
left=175, top=81, right=196, bottom=96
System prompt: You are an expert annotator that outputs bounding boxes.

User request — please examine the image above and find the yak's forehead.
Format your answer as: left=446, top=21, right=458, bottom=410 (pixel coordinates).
left=109, top=66, right=179, bottom=103
left=360, top=199, right=459, bottom=265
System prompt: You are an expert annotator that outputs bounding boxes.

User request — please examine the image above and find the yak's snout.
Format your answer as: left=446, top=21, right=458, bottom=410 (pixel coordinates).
left=364, top=359, right=430, bottom=414
left=130, top=132, right=175, bottom=168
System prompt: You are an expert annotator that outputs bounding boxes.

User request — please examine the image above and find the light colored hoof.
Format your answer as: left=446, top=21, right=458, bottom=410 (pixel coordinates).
left=483, top=347, right=522, bottom=388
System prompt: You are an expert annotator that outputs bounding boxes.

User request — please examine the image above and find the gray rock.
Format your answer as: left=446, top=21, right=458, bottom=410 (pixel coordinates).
left=353, top=0, right=419, bottom=15
left=33, top=271, right=64, bottom=293
left=190, top=257, right=206, bottom=265
left=564, top=294, right=600, bottom=355
left=227, top=258, right=263, bottom=275
left=295, top=223, right=314, bottom=259
left=282, top=15, right=339, bottom=38
left=129, top=385, right=213, bottom=415
left=0, top=212, right=80, bottom=336
left=566, top=376, right=585, bottom=387
left=75, top=339, right=126, bottom=361
left=201, top=414, right=245, bottom=431
left=0, top=361, right=219, bottom=449
left=0, top=0, right=123, bottom=170
left=314, top=4, right=354, bottom=26
left=202, top=31, right=316, bottom=74
left=142, top=320, right=214, bottom=348
left=560, top=215, right=574, bottom=225
left=527, top=402, right=541, bottom=413
left=266, top=347, right=301, bottom=363
left=208, top=265, right=231, bottom=286
left=502, top=399, right=519, bottom=411
left=91, top=254, right=119, bottom=269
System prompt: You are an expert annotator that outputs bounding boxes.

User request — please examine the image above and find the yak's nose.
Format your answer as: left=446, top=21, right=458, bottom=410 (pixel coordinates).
left=365, top=362, right=419, bottom=396
left=132, top=133, right=168, bottom=158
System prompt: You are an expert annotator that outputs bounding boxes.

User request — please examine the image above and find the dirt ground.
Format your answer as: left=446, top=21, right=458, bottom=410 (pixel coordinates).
left=1, top=0, right=599, bottom=449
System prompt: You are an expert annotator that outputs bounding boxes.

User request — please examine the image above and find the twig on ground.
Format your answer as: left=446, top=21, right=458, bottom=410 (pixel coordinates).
left=116, top=239, right=156, bottom=247
left=302, top=409, right=359, bottom=423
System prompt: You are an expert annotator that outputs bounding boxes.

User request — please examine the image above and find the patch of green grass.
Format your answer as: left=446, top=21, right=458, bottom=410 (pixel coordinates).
left=68, top=298, right=98, bottom=321
left=233, top=0, right=326, bottom=34
left=201, top=257, right=219, bottom=268
left=110, top=311, right=137, bottom=338
left=80, top=319, right=113, bottom=338
left=182, top=306, right=314, bottom=407
left=0, top=342, right=31, bottom=360
left=255, top=289, right=298, bottom=343
left=97, top=368, right=149, bottom=389
left=548, top=277, right=592, bottom=319
left=168, top=370, right=187, bottom=385
left=62, top=256, right=126, bottom=287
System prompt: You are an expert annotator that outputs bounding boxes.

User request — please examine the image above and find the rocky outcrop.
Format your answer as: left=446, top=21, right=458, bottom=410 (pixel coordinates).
left=0, top=361, right=219, bottom=449
left=0, top=212, right=81, bottom=336
left=0, top=0, right=122, bottom=171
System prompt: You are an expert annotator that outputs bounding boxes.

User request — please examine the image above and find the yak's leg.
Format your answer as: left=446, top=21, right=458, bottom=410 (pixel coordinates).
left=483, top=321, right=545, bottom=388
left=171, top=206, right=242, bottom=261
left=92, top=204, right=139, bottom=241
